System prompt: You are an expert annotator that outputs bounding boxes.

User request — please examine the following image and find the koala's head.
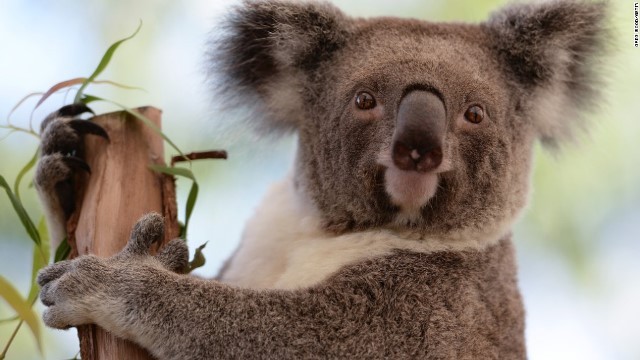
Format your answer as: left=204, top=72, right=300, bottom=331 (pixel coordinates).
left=212, top=0, right=607, bottom=241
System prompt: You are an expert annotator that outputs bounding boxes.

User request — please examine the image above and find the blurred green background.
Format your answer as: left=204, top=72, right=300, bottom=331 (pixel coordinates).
left=0, top=0, right=638, bottom=359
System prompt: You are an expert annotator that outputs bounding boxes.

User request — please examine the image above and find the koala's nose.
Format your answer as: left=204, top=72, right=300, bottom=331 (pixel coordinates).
left=392, top=90, right=446, bottom=173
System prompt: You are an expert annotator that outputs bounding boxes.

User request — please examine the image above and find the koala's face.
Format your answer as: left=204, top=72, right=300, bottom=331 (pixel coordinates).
left=215, top=1, right=606, bottom=240
left=296, top=22, right=527, bottom=238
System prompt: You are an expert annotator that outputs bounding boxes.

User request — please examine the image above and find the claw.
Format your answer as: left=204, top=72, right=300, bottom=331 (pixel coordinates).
left=68, top=119, right=110, bottom=141
left=57, top=103, right=94, bottom=118
left=62, top=156, right=91, bottom=174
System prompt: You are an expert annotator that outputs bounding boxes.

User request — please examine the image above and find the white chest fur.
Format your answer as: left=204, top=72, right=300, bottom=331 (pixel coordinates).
left=219, top=176, right=506, bottom=290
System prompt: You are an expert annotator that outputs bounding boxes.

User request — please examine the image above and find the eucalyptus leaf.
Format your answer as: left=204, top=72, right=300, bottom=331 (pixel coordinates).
left=74, top=21, right=142, bottom=103
left=54, top=239, right=71, bottom=263
left=148, top=165, right=196, bottom=181
left=0, top=175, right=40, bottom=246
left=0, top=276, right=42, bottom=352
left=188, top=242, right=208, bottom=273
left=80, top=94, right=101, bottom=104
left=28, top=218, right=50, bottom=303
left=148, top=165, right=199, bottom=238
left=91, top=79, right=145, bottom=92
left=184, top=183, right=199, bottom=239
left=13, top=147, right=39, bottom=202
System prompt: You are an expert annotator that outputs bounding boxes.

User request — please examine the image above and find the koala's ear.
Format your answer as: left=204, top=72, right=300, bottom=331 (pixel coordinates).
left=210, top=0, right=350, bottom=134
left=486, top=1, right=609, bottom=147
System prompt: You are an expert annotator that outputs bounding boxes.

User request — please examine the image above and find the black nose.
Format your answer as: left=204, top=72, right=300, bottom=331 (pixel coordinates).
left=391, top=90, right=446, bottom=173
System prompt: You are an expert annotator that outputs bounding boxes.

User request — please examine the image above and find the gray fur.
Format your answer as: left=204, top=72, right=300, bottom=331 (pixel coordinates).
left=35, top=105, right=107, bottom=249
left=123, top=212, right=166, bottom=256
left=37, top=1, right=608, bottom=359
left=209, top=0, right=350, bottom=134
left=486, top=0, right=609, bottom=147
left=39, top=214, right=524, bottom=359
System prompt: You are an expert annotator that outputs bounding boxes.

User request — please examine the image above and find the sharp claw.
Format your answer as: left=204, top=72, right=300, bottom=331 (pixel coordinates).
left=68, top=119, right=110, bottom=141
left=62, top=156, right=91, bottom=174
left=57, top=103, right=95, bottom=118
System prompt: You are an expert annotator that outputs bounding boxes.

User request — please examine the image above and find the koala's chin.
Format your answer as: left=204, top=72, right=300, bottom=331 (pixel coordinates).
left=384, top=166, right=439, bottom=215
left=378, top=150, right=452, bottom=222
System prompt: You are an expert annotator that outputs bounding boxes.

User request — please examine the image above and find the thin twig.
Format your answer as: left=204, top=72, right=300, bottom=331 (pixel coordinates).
left=0, top=125, right=39, bottom=139
left=171, top=150, right=227, bottom=166
left=0, top=320, right=23, bottom=360
left=0, top=130, right=17, bottom=142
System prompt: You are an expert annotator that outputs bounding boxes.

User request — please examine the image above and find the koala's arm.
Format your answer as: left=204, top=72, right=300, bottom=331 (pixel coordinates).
left=38, top=215, right=524, bottom=359
left=39, top=243, right=383, bottom=359
left=34, top=104, right=108, bottom=249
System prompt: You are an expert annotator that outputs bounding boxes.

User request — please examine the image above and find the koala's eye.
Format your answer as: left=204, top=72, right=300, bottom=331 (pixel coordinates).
left=355, top=92, right=376, bottom=110
left=464, top=105, right=484, bottom=124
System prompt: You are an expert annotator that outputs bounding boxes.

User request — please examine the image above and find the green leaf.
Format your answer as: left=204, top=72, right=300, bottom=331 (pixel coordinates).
left=54, top=239, right=71, bottom=263
left=74, top=21, right=142, bottom=103
left=148, top=165, right=199, bottom=238
left=77, top=80, right=145, bottom=105
left=80, top=95, right=100, bottom=104
left=184, top=183, right=199, bottom=238
left=13, top=147, right=39, bottom=202
left=147, top=165, right=196, bottom=181
left=80, top=94, right=101, bottom=104
left=90, top=79, right=145, bottom=92
left=0, top=276, right=42, bottom=352
left=28, top=218, right=50, bottom=303
left=0, top=175, right=40, bottom=246
left=187, top=242, right=207, bottom=273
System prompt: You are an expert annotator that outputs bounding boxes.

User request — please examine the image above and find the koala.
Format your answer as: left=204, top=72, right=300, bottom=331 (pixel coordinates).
left=35, top=0, right=607, bottom=359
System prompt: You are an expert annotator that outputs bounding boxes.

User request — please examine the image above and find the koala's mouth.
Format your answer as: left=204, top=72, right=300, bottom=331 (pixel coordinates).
left=377, top=149, right=452, bottom=218
left=384, top=166, right=439, bottom=214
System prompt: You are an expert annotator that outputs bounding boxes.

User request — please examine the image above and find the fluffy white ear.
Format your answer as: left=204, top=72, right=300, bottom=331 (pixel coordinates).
left=486, top=1, right=609, bottom=147
left=209, top=0, right=349, bottom=135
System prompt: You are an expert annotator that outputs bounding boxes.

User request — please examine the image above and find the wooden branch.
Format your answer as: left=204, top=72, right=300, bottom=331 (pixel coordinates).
left=66, top=106, right=178, bottom=360
left=171, top=150, right=227, bottom=166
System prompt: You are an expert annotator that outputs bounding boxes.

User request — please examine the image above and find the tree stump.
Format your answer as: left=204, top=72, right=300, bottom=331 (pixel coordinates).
left=65, top=106, right=178, bottom=360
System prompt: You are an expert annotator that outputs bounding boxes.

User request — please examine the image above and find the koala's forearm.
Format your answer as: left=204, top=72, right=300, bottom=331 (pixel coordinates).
left=118, top=271, right=374, bottom=359
left=112, top=240, right=524, bottom=360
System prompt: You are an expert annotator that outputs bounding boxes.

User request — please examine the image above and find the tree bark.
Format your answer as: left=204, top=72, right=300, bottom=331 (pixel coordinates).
left=65, top=106, right=178, bottom=360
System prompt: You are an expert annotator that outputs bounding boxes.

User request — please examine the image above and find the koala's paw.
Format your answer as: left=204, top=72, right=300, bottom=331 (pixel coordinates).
left=38, top=213, right=190, bottom=329
left=37, top=255, right=109, bottom=329
left=121, top=213, right=190, bottom=274
left=35, top=104, right=108, bottom=218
